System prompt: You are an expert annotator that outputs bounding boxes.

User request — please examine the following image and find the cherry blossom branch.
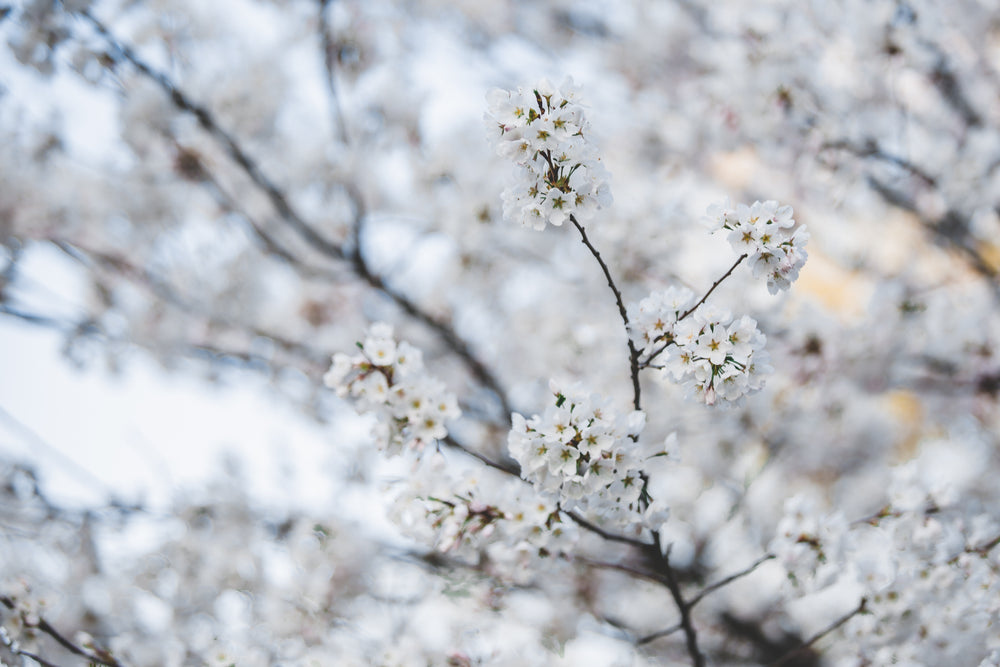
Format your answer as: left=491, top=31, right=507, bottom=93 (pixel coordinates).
left=868, top=177, right=999, bottom=286
left=768, top=597, right=867, bottom=667
left=80, top=10, right=347, bottom=263
left=647, top=536, right=705, bottom=667
left=687, top=552, right=775, bottom=609
left=0, top=638, right=62, bottom=667
left=49, top=240, right=330, bottom=368
left=641, top=253, right=748, bottom=368
left=441, top=434, right=519, bottom=476
left=821, top=139, right=937, bottom=186
left=636, top=622, right=682, bottom=645
left=565, top=510, right=651, bottom=549
left=348, top=191, right=513, bottom=422
left=577, top=557, right=667, bottom=586
left=569, top=214, right=642, bottom=411
left=678, top=253, right=748, bottom=322
left=178, top=146, right=347, bottom=282
left=972, top=533, right=1000, bottom=555
left=77, top=11, right=515, bottom=423
left=317, top=0, right=349, bottom=145
left=0, top=596, right=124, bottom=667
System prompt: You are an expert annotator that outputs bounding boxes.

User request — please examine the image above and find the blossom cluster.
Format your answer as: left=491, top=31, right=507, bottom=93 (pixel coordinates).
left=770, top=478, right=1000, bottom=665
left=628, top=288, right=772, bottom=406
left=391, top=457, right=580, bottom=568
left=704, top=199, right=809, bottom=294
left=486, top=78, right=612, bottom=230
left=507, top=381, right=666, bottom=530
left=323, top=323, right=460, bottom=455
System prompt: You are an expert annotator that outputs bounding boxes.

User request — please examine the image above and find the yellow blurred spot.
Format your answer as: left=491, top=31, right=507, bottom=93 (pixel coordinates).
left=882, top=390, right=924, bottom=461
left=977, top=241, right=1000, bottom=275
left=794, top=250, right=873, bottom=321
left=709, top=147, right=760, bottom=190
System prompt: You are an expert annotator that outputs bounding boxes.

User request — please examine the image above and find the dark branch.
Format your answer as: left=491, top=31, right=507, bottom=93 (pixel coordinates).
left=688, top=553, right=775, bottom=609
left=349, top=188, right=513, bottom=423
left=642, top=253, right=747, bottom=368
left=1, top=595, right=124, bottom=667
left=80, top=10, right=347, bottom=263
left=821, top=139, right=937, bottom=186
left=578, top=557, right=667, bottom=586
left=637, top=622, right=682, bottom=645
left=678, top=253, right=748, bottom=322
left=565, top=510, right=652, bottom=549
left=569, top=214, right=642, bottom=411
left=647, top=537, right=705, bottom=667
left=80, top=10, right=516, bottom=424
left=768, top=598, right=867, bottom=666
left=318, top=0, right=349, bottom=144
left=441, top=434, right=520, bottom=476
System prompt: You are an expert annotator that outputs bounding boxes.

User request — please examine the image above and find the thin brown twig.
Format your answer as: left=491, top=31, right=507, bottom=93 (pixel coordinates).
left=577, top=557, right=666, bottom=586
left=569, top=214, right=642, bottom=411
left=821, top=139, right=937, bottom=186
left=565, top=510, right=651, bottom=549
left=49, top=240, right=329, bottom=367
left=972, top=533, right=1000, bottom=555
left=768, top=598, right=867, bottom=667
left=678, top=253, right=748, bottom=322
left=348, top=186, right=514, bottom=422
left=642, top=253, right=747, bottom=368
left=648, top=537, right=705, bottom=667
left=81, top=10, right=347, bottom=263
left=441, top=435, right=520, bottom=476
left=688, top=553, right=775, bottom=609
left=318, top=0, right=349, bottom=144
left=637, top=622, right=682, bottom=645
left=1, top=595, right=124, bottom=667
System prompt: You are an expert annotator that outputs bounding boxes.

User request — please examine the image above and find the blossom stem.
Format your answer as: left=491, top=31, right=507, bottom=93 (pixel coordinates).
left=648, top=536, right=705, bottom=667
left=0, top=595, right=124, bottom=667
left=569, top=214, right=642, bottom=411
left=565, top=510, right=652, bottom=549
left=768, top=598, right=867, bottom=666
left=642, top=253, right=747, bottom=369
left=687, top=553, right=775, bottom=608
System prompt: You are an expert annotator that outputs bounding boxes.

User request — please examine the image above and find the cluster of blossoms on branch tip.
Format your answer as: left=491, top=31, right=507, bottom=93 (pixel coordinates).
left=705, top=198, right=810, bottom=295
left=508, top=381, right=670, bottom=532
left=486, top=77, right=612, bottom=230
left=628, top=288, right=772, bottom=406
left=323, top=323, right=460, bottom=455
left=769, top=462, right=1000, bottom=665
left=392, top=458, right=580, bottom=562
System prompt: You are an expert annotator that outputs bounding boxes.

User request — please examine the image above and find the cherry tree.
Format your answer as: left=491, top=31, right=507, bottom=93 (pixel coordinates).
left=2, top=0, right=999, bottom=665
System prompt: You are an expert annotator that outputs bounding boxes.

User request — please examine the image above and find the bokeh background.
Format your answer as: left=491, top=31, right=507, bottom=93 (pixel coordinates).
left=2, top=1, right=999, bottom=665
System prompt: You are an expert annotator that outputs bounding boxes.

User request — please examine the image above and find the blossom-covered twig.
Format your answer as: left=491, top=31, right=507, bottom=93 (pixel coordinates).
left=80, top=9, right=515, bottom=423
left=1, top=595, right=125, bottom=667
left=640, top=253, right=748, bottom=369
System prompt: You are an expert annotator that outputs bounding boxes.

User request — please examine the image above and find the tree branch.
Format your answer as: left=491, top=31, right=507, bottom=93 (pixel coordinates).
left=317, top=0, right=349, bottom=144
left=647, top=537, right=705, bottom=667
left=565, top=510, right=652, bottom=549
left=688, top=553, right=775, bottom=609
left=768, top=598, right=867, bottom=667
left=1, top=595, right=124, bottom=667
left=569, top=214, right=642, bottom=411
left=80, top=11, right=515, bottom=423
left=642, top=253, right=747, bottom=368
left=80, top=10, right=347, bottom=263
